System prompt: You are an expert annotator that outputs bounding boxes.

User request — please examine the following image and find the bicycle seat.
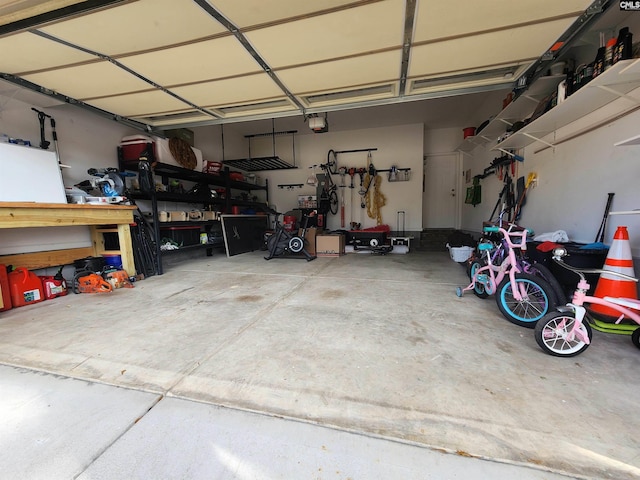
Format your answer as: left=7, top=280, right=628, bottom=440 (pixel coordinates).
left=478, top=243, right=493, bottom=251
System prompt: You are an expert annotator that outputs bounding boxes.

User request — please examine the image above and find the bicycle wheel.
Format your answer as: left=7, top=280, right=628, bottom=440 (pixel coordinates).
left=469, top=260, right=489, bottom=299
left=534, top=311, right=592, bottom=357
left=329, top=189, right=338, bottom=215
left=524, top=261, right=567, bottom=305
left=631, top=327, right=640, bottom=350
left=495, top=273, right=555, bottom=327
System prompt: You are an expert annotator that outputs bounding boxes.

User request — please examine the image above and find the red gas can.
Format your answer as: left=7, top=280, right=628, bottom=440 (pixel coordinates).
left=39, top=271, right=68, bottom=300
left=9, top=267, right=44, bottom=307
left=0, top=264, right=12, bottom=311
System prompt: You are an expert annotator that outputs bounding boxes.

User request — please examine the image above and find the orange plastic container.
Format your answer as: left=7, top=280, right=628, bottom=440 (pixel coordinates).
left=9, top=267, right=44, bottom=307
left=0, top=264, right=12, bottom=311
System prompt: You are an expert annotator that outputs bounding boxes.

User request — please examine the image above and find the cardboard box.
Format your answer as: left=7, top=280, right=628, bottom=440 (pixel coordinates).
left=202, top=211, right=219, bottom=221
left=167, top=211, right=187, bottom=222
left=299, top=227, right=317, bottom=255
left=316, top=233, right=345, bottom=257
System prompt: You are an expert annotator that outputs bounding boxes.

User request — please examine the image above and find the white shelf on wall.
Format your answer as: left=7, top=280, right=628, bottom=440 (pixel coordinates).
left=455, top=74, right=565, bottom=153
left=493, top=58, right=640, bottom=152
left=614, top=134, right=640, bottom=146
left=609, top=210, right=640, bottom=215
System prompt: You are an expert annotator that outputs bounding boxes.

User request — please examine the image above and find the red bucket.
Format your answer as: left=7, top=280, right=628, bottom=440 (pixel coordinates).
left=463, top=127, right=476, bottom=139
left=283, top=215, right=296, bottom=231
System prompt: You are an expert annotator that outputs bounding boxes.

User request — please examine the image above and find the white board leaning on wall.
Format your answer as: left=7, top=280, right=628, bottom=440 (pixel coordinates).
left=0, top=142, right=66, bottom=203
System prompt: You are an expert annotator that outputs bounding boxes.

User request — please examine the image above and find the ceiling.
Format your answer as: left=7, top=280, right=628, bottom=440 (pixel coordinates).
left=0, top=0, right=600, bottom=132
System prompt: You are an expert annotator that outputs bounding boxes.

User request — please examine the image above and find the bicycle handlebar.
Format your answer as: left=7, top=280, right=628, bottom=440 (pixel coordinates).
left=482, top=225, right=532, bottom=249
left=552, top=256, right=639, bottom=282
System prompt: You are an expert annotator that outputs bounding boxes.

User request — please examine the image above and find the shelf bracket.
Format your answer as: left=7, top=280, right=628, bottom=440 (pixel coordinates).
left=521, top=132, right=556, bottom=149
left=595, top=85, right=640, bottom=106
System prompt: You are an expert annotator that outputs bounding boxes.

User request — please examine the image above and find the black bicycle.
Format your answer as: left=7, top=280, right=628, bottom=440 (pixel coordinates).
left=319, top=150, right=339, bottom=216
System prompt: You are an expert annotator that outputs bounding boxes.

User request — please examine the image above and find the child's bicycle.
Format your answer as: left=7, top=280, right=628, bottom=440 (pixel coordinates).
left=456, top=225, right=558, bottom=327
left=534, top=247, right=640, bottom=357
left=467, top=227, right=566, bottom=306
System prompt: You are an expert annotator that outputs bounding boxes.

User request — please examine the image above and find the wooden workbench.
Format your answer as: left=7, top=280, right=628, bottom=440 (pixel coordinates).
left=0, top=202, right=137, bottom=275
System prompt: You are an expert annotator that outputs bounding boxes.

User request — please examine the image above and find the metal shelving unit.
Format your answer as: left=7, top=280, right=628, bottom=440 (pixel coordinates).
left=118, top=155, right=269, bottom=274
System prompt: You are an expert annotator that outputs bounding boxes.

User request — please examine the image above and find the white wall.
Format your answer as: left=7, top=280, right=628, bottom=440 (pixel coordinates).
left=194, top=123, right=425, bottom=232
left=0, top=96, right=139, bottom=258
left=459, top=99, right=640, bottom=257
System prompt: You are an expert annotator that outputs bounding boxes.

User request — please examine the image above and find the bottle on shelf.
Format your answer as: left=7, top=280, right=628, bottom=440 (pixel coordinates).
left=613, top=27, right=633, bottom=64
left=592, top=46, right=605, bottom=78
left=604, top=37, right=617, bottom=70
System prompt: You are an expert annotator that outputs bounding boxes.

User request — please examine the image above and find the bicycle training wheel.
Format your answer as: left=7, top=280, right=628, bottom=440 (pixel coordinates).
left=329, top=189, right=338, bottom=215
left=469, top=259, right=490, bottom=299
left=495, top=273, right=555, bottom=328
left=534, top=312, right=592, bottom=357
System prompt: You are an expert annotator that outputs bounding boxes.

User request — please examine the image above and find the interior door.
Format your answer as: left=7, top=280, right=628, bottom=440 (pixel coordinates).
left=422, top=153, right=459, bottom=228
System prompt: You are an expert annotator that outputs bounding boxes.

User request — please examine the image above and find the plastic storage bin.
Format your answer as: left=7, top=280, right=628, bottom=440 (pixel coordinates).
left=526, top=241, right=608, bottom=295
left=447, top=244, right=474, bottom=262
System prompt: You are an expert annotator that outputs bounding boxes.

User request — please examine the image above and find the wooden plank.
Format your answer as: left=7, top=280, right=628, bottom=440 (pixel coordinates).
left=0, top=203, right=136, bottom=229
left=0, top=247, right=94, bottom=270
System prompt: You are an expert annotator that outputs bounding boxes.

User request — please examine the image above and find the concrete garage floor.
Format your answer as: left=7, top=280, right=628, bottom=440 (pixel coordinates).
left=0, top=250, right=638, bottom=479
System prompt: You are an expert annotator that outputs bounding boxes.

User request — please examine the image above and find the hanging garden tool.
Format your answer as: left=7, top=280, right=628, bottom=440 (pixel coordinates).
left=513, top=172, right=537, bottom=221
left=32, top=107, right=63, bottom=165
left=358, top=168, right=366, bottom=208
left=338, top=167, right=347, bottom=228
left=348, top=167, right=356, bottom=226
left=32, top=108, right=50, bottom=150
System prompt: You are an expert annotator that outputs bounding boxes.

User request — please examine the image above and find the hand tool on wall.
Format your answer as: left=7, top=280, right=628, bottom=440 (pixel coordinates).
left=358, top=168, right=366, bottom=208
left=338, top=167, right=346, bottom=228
left=348, top=167, right=355, bottom=225
left=32, top=108, right=50, bottom=150
left=513, top=172, right=537, bottom=221
left=595, top=192, right=615, bottom=243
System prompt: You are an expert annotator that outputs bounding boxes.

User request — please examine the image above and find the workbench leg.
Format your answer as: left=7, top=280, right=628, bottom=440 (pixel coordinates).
left=117, top=223, right=136, bottom=277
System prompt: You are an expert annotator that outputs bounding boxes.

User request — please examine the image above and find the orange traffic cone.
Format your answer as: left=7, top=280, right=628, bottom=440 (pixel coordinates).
left=590, top=226, right=638, bottom=321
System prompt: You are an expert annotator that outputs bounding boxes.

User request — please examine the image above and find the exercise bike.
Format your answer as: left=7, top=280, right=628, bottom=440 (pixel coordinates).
left=264, top=212, right=316, bottom=261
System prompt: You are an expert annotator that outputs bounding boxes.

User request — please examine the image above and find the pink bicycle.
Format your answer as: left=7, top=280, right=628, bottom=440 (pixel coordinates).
left=457, top=225, right=557, bottom=327
left=534, top=247, right=640, bottom=357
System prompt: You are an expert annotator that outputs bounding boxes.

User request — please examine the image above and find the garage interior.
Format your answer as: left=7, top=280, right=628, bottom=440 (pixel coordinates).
left=1, top=1, right=640, bottom=479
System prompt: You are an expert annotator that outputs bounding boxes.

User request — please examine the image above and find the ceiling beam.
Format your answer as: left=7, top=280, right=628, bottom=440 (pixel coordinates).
left=0, top=0, right=126, bottom=36
left=398, top=0, right=417, bottom=96
left=192, top=0, right=306, bottom=114
left=0, top=72, right=162, bottom=134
